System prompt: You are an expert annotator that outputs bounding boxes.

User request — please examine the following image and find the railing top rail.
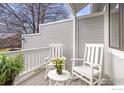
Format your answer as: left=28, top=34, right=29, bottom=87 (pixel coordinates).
left=1, top=47, right=49, bottom=54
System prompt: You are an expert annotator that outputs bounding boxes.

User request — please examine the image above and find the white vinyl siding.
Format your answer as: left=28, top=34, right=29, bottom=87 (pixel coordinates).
left=78, top=15, right=104, bottom=58
left=41, top=20, right=73, bottom=71
left=22, top=19, right=73, bottom=71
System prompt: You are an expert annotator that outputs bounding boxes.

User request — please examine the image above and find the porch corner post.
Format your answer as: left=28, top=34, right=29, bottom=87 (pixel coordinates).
left=66, top=3, right=77, bottom=75
left=72, top=15, right=77, bottom=76
left=104, top=4, right=110, bottom=75
left=73, top=16, right=76, bottom=59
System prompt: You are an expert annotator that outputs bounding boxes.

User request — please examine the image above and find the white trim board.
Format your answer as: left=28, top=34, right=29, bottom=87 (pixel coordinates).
left=109, top=48, right=124, bottom=60
left=66, top=4, right=76, bottom=16
left=22, top=33, right=41, bottom=37
left=40, top=18, right=73, bottom=26
left=40, top=12, right=105, bottom=27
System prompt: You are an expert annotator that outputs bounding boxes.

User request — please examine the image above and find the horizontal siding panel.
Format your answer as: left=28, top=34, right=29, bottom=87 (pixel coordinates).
left=23, top=20, right=73, bottom=72
left=78, top=15, right=104, bottom=58
left=41, top=21, right=73, bottom=72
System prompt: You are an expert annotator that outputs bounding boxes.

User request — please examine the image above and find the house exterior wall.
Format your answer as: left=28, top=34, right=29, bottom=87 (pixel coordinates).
left=110, top=12, right=119, bottom=48
left=107, top=48, right=124, bottom=85
left=22, top=19, right=73, bottom=71
left=40, top=19, right=73, bottom=71
left=78, top=15, right=104, bottom=58
left=22, top=10, right=124, bottom=85
left=104, top=4, right=124, bottom=85
left=22, top=15, right=105, bottom=72
left=104, top=5, right=124, bottom=85
left=22, top=33, right=42, bottom=49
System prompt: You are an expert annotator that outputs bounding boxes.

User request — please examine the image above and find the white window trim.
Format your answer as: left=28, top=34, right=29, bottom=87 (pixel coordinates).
left=22, top=33, right=41, bottom=37
left=109, top=48, right=124, bottom=60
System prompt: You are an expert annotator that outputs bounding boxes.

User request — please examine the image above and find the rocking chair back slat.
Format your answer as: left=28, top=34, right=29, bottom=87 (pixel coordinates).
left=94, top=46, right=99, bottom=65
left=49, top=44, right=63, bottom=58
left=90, top=46, right=95, bottom=64
left=99, top=46, right=104, bottom=65
left=87, top=45, right=91, bottom=62
left=51, top=45, right=55, bottom=58
left=84, top=45, right=87, bottom=61
left=61, top=44, right=63, bottom=58
left=84, top=44, right=104, bottom=65
left=58, top=45, right=61, bottom=58
left=55, top=45, right=57, bottom=58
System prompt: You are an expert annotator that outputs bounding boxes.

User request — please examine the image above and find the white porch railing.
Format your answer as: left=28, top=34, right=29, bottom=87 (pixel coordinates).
left=4, top=47, right=49, bottom=75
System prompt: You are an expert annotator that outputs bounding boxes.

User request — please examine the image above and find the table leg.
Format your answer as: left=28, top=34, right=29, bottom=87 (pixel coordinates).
left=55, top=81, right=62, bottom=86
left=55, top=81, right=58, bottom=85
left=49, top=79, right=52, bottom=85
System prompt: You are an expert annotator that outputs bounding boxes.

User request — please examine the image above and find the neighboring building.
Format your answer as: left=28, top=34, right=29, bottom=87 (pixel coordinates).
left=0, top=32, right=22, bottom=49
left=0, top=23, right=7, bottom=33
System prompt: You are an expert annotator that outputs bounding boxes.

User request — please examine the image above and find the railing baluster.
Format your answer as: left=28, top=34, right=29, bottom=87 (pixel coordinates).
left=42, top=49, right=44, bottom=65
left=27, top=51, right=29, bottom=72
left=38, top=50, right=40, bottom=67
left=36, top=51, right=38, bottom=68
left=4, top=47, right=49, bottom=76
left=34, top=51, right=36, bottom=68
left=24, top=52, right=26, bottom=73
left=33, top=52, right=35, bottom=69
left=40, top=49, right=42, bottom=67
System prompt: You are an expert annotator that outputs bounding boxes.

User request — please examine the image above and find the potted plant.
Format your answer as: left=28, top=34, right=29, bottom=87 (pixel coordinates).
left=51, top=57, right=66, bottom=74
left=0, top=53, right=23, bottom=85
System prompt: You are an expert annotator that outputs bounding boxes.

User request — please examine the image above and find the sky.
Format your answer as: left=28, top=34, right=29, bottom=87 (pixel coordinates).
left=76, top=4, right=90, bottom=16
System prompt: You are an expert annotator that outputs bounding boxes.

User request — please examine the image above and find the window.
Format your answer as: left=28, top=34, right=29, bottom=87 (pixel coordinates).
left=109, top=4, right=124, bottom=50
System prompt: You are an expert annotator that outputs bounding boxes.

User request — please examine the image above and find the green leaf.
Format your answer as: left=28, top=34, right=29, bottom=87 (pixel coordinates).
left=0, top=53, right=24, bottom=84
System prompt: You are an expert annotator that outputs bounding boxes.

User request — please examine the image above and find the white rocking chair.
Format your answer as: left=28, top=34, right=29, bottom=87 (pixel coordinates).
left=71, top=44, right=104, bottom=85
left=45, top=44, right=65, bottom=75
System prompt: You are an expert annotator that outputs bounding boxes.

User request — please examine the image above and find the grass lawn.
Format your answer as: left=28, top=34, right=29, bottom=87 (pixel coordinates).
left=0, top=48, right=11, bottom=52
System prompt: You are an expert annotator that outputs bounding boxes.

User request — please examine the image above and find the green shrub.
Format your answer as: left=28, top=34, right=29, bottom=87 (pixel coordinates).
left=0, top=53, right=24, bottom=85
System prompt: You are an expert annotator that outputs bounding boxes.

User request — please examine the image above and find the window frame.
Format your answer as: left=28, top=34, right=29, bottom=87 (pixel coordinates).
left=108, top=3, right=123, bottom=50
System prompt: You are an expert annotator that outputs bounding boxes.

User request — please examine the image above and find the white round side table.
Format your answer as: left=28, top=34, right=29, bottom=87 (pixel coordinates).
left=47, top=69, right=70, bottom=85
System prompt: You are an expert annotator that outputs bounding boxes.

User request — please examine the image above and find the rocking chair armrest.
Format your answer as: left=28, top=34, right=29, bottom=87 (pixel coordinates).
left=62, top=56, right=66, bottom=58
left=89, top=64, right=102, bottom=68
left=83, top=62, right=102, bottom=67
left=71, top=58, right=85, bottom=61
left=71, top=58, right=84, bottom=67
left=45, top=57, right=50, bottom=60
left=45, top=57, right=51, bottom=62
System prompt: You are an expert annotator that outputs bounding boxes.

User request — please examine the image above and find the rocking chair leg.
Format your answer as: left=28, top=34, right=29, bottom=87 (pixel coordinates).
left=90, top=77, right=93, bottom=85
left=45, top=65, right=48, bottom=79
left=98, top=74, right=101, bottom=85
left=45, top=74, right=48, bottom=79
left=71, top=71, right=77, bottom=81
left=71, top=71, right=79, bottom=81
left=71, top=71, right=73, bottom=78
left=71, top=71, right=74, bottom=81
